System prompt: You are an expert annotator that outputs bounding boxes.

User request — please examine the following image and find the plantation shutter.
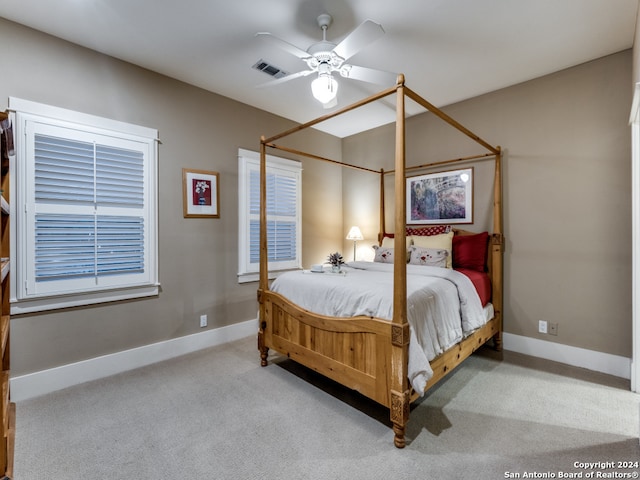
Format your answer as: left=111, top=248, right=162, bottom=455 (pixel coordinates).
left=33, top=134, right=145, bottom=282
left=237, top=149, right=301, bottom=278
left=248, top=168, right=298, bottom=264
left=10, top=97, right=159, bottom=313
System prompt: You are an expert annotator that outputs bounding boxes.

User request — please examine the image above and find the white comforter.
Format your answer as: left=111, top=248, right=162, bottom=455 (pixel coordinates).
left=270, top=261, right=489, bottom=394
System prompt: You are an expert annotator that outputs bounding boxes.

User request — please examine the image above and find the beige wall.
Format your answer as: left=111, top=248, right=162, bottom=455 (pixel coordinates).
left=0, top=19, right=343, bottom=376
left=344, top=50, right=633, bottom=358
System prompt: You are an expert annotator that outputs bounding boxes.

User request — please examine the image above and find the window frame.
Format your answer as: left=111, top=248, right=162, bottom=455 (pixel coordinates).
left=9, top=97, right=159, bottom=314
left=237, top=148, right=301, bottom=283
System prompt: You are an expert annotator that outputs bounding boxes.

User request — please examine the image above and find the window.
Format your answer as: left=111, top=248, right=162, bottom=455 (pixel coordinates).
left=10, top=98, right=158, bottom=313
left=237, top=148, right=301, bottom=282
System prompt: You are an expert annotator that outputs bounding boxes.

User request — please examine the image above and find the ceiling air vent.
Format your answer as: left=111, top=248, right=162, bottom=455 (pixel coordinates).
left=252, top=59, right=288, bottom=79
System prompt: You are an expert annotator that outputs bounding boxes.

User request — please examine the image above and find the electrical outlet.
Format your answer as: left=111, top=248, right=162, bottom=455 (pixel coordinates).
left=538, top=320, right=547, bottom=334
left=549, top=323, right=558, bottom=336
left=200, top=314, right=207, bottom=328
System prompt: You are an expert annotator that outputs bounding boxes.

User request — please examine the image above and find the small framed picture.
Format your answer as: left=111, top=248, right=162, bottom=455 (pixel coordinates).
left=182, top=168, right=220, bottom=218
left=406, top=167, right=473, bottom=224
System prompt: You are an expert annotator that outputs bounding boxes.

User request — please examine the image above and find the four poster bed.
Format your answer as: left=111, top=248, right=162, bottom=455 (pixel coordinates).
left=257, top=75, right=504, bottom=448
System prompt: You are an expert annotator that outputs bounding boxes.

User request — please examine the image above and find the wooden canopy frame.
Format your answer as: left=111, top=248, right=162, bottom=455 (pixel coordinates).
left=257, top=74, right=504, bottom=448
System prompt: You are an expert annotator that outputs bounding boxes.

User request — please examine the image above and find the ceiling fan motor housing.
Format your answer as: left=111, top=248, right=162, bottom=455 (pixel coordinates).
left=306, top=42, right=344, bottom=70
left=305, top=13, right=345, bottom=70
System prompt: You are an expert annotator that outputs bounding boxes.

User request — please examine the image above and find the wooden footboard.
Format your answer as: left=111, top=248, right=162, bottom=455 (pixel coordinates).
left=258, top=287, right=501, bottom=448
left=258, top=289, right=395, bottom=407
left=258, top=287, right=501, bottom=409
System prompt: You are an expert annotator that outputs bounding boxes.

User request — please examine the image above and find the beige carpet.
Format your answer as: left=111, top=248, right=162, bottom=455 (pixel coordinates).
left=13, top=336, right=640, bottom=479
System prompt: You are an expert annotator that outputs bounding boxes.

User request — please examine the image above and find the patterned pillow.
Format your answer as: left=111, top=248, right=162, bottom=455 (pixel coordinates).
left=411, top=231, right=454, bottom=268
left=406, top=225, right=452, bottom=236
left=409, top=246, right=449, bottom=268
left=383, top=225, right=450, bottom=240
left=372, top=245, right=394, bottom=263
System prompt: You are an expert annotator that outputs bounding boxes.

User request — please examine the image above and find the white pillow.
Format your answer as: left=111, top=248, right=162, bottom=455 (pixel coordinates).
left=411, top=231, right=454, bottom=268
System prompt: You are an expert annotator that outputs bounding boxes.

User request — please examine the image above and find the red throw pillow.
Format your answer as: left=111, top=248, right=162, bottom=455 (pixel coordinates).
left=452, top=232, right=489, bottom=272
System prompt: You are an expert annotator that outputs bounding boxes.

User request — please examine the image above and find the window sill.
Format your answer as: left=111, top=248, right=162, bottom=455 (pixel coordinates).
left=237, top=269, right=301, bottom=284
left=11, top=284, right=160, bottom=315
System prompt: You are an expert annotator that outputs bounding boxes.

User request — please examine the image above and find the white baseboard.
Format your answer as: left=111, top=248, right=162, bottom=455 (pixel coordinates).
left=10, top=318, right=259, bottom=402
left=503, top=332, right=631, bottom=380
left=11, top=325, right=630, bottom=402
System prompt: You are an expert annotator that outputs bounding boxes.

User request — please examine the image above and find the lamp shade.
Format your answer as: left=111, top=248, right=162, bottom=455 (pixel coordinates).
left=311, top=73, right=338, bottom=104
left=346, top=226, right=363, bottom=241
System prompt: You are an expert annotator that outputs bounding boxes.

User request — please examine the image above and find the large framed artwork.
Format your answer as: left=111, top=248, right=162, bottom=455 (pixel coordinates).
left=182, top=168, right=220, bottom=218
left=406, top=167, right=473, bottom=225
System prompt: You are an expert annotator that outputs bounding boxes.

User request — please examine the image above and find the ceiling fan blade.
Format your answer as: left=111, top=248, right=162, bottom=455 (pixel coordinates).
left=255, top=32, right=310, bottom=60
left=340, top=65, right=398, bottom=86
left=332, top=20, right=385, bottom=61
left=256, top=69, right=314, bottom=88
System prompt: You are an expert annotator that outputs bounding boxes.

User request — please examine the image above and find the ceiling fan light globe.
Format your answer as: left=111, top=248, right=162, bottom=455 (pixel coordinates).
left=311, top=74, right=338, bottom=104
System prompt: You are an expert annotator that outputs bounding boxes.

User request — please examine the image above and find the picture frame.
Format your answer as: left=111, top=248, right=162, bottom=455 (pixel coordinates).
left=406, top=167, right=473, bottom=225
left=182, top=168, right=220, bottom=218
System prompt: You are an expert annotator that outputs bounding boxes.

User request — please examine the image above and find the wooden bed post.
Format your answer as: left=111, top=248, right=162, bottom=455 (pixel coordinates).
left=390, top=75, right=410, bottom=448
left=379, top=169, right=385, bottom=244
left=258, top=137, right=269, bottom=366
left=491, top=147, right=504, bottom=351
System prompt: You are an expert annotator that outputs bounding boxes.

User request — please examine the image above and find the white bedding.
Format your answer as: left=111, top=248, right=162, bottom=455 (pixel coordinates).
left=270, top=261, right=491, bottom=394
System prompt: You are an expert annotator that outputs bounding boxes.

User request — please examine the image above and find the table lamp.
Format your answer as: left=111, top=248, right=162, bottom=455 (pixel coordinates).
left=346, top=226, right=363, bottom=261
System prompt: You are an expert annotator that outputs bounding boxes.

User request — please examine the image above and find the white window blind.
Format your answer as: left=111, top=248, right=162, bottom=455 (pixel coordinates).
left=10, top=97, right=158, bottom=313
left=238, top=148, right=301, bottom=281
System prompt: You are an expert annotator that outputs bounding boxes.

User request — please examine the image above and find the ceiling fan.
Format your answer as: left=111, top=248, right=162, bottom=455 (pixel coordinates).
left=256, top=14, right=397, bottom=108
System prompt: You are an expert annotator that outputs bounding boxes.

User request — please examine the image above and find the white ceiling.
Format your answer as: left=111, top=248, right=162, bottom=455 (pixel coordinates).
left=0, top=0, right=637, bottom=137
